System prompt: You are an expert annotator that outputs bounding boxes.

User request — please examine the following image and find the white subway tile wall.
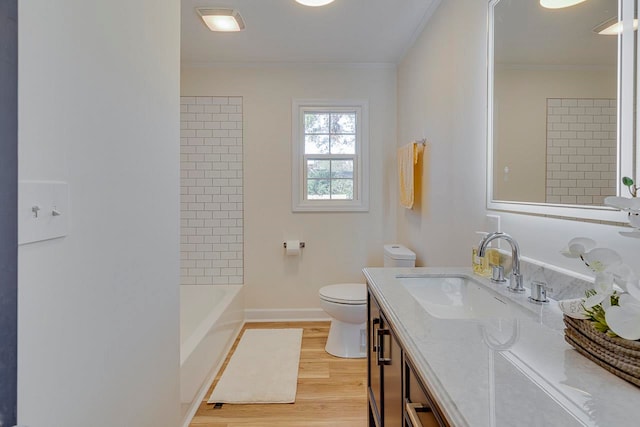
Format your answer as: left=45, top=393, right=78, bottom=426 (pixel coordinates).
left=180, top=96, right=243, bottom=285
left=546, top=98, right=616, bottom=206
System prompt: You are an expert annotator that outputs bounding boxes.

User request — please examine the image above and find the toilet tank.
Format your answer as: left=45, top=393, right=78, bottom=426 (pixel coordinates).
left=383, top=244, right=416, bottom=268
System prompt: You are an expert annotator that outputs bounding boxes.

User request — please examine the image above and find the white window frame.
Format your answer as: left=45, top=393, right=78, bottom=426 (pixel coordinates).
left=292, top=99, right=369, bottom=212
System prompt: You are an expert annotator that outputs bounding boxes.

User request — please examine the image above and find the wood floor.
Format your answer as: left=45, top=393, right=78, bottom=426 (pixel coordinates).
left=189, top=321, right=368, bottom=427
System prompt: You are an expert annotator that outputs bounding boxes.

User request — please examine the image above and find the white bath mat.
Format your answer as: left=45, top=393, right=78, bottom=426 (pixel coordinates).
left=208, top=328, right=303, bottom=404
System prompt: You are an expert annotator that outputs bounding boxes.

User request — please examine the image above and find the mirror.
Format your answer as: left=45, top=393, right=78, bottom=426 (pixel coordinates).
left=487, top=0, right=636, bottom=221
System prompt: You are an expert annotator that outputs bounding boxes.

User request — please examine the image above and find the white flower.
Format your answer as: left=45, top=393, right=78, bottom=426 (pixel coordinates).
left=580, top=248, right=622, bottom=273
left=605, top=293, right=640, bottom=340
left=608, top=263, right=634, bottom=287
left=625, top=274, right=640, bottom=301
left=604, top=196, right=640, bottom=212
left=560, top=237, right=640, bottom=341
left=604, top=196, right=640, bottom=230
left=583, top=272, right=614, bottom=309
left=561, top=237, right=597, bottom=258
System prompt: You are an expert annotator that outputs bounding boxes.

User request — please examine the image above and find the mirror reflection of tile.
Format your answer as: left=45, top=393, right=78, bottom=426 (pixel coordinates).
left=545, top=98, right=616, bottom=206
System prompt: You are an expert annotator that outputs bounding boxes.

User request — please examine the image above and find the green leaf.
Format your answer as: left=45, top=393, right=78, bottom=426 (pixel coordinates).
left=593, top=322, right=609, bottom=333
left=610, top=293, right=620, bottom=306
left=622, top=176, right=635, bottom=186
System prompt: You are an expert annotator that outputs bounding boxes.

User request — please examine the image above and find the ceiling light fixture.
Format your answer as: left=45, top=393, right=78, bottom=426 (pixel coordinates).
left=196, top=8, right=245, bottom=32
left=539, top=0, right=587, bottom=9
left=295, top=0, right=336, bottom=6
left=593, top=17, right=639, bottom=35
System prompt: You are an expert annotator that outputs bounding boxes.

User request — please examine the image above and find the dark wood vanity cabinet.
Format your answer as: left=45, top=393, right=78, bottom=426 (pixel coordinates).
left=368, top=292, right=403, bottom=427
left=404, top=359, right=447, bottom=427
left=368, top=290, right=448, bottom=427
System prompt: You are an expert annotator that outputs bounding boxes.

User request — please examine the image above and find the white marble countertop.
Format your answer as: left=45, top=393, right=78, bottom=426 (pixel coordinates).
left=363, top=267, right=640, bottom=427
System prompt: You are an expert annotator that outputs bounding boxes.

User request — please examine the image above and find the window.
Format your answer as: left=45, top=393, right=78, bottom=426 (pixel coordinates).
left=292, top=100, right=369, bottom=212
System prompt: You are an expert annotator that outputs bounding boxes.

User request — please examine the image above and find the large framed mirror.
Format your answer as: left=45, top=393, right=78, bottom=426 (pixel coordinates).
left=487, top=0, right=637, bottom=222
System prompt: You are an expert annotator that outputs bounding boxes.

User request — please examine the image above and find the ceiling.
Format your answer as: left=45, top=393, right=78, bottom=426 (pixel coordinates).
left=181, top=0, right=439, bottom=65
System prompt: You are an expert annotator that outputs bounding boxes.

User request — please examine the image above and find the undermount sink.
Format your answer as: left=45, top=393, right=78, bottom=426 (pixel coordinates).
left=399, top=274, right=529, bottom=320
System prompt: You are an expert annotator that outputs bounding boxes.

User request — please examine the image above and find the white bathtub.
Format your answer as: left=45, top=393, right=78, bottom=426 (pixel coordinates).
left=180, top=284, right=244, bottom=427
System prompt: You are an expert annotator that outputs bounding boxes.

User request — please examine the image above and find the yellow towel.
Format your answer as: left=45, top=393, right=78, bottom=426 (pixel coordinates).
left=398, top=142, right=419, bottom=209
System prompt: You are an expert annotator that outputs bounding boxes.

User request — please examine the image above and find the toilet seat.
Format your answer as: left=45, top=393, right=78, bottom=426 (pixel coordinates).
left=319, top=283, right=366, bottom=305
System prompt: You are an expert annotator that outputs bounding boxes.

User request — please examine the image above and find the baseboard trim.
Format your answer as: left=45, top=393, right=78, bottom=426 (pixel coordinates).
left=244, top=308, right=331, bottom=322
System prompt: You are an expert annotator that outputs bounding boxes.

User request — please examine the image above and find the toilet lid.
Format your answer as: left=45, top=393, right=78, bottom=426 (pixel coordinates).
left=319, top=283, right=366, bottom=305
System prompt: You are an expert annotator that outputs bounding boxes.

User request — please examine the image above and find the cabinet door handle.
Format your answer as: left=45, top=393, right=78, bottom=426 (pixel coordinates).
left=377, top=328, right=392, bottom=365
left=406, top=402, right=438, bottom=427
left=372, top=317, right=380, bottom=351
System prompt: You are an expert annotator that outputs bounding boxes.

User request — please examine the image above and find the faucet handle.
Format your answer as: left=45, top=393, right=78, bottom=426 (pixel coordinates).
left=529, top=281, right=553, bottom=304
left=491, top=265, right=507, bottom=284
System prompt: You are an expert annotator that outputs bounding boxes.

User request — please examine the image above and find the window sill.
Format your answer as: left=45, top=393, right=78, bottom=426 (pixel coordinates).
left=292, top=201, right=369, bottom=213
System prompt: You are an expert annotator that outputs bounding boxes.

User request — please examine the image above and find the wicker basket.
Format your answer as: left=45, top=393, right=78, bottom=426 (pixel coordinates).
left=563, top=315, right=640, bottom=387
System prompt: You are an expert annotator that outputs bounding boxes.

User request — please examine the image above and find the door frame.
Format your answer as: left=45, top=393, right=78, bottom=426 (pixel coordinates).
left=0, top=0, right=18, bottom=425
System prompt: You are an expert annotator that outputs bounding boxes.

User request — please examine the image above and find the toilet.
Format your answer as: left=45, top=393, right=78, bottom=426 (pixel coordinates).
left=319, top=244, right=416, bottom=358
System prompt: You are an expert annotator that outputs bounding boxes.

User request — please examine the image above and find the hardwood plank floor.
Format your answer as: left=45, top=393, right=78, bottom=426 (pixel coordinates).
left=189, top=321, right=368, bottom=427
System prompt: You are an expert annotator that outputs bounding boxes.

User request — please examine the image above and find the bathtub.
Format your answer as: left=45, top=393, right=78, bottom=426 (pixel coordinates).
left=180, top=284, right=244, bottom=427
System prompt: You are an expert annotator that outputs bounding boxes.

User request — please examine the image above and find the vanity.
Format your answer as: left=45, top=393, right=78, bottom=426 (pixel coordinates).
left=364, top=267, right=640, bottom=427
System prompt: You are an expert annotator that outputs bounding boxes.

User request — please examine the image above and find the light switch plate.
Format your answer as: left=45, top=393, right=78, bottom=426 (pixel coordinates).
left=19, top=181, right=69, bottom=245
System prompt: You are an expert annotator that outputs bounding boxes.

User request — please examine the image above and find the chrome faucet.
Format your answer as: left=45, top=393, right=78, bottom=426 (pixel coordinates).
left=477, top=232, right=525, bottom=293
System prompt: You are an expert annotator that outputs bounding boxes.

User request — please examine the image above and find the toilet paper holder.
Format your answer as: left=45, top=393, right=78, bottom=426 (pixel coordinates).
left=283, top=241, right=306, bottom=248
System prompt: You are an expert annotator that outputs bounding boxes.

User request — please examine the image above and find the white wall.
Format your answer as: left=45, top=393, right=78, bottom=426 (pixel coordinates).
left=396, top=0, right=640, bottom=277
left=181, top=65, right=397, bottom=310
left=18, top=1, right=181, bottom=426
left=397, top=0, right=488, bottom=267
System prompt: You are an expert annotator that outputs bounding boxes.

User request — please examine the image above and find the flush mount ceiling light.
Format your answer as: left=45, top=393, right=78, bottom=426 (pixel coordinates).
left=593, top=16, right=639, bottom=35
left=196, top=8, right=245, bottom=32
left=295, top=0, right=336, bottom=6
left=539, top=0, right=587, bottom=9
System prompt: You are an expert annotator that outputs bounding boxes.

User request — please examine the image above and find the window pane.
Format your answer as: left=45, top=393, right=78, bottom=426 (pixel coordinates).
left=307, top=159, right=331, bottom=178
left=331, top=179, right=354, bottom=200
left=330, top=135, right=356, bottom=154
left=331, top=160, right=353, bottom=178
left=294, top=101, right=368, bottom=211
left=305, top=135, right=330, bottom=154
left=330, top=113, right=356, bottom=134
left=307, top=179, right=331, bottom=199
left=304, top=113, right=330, bottom=133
